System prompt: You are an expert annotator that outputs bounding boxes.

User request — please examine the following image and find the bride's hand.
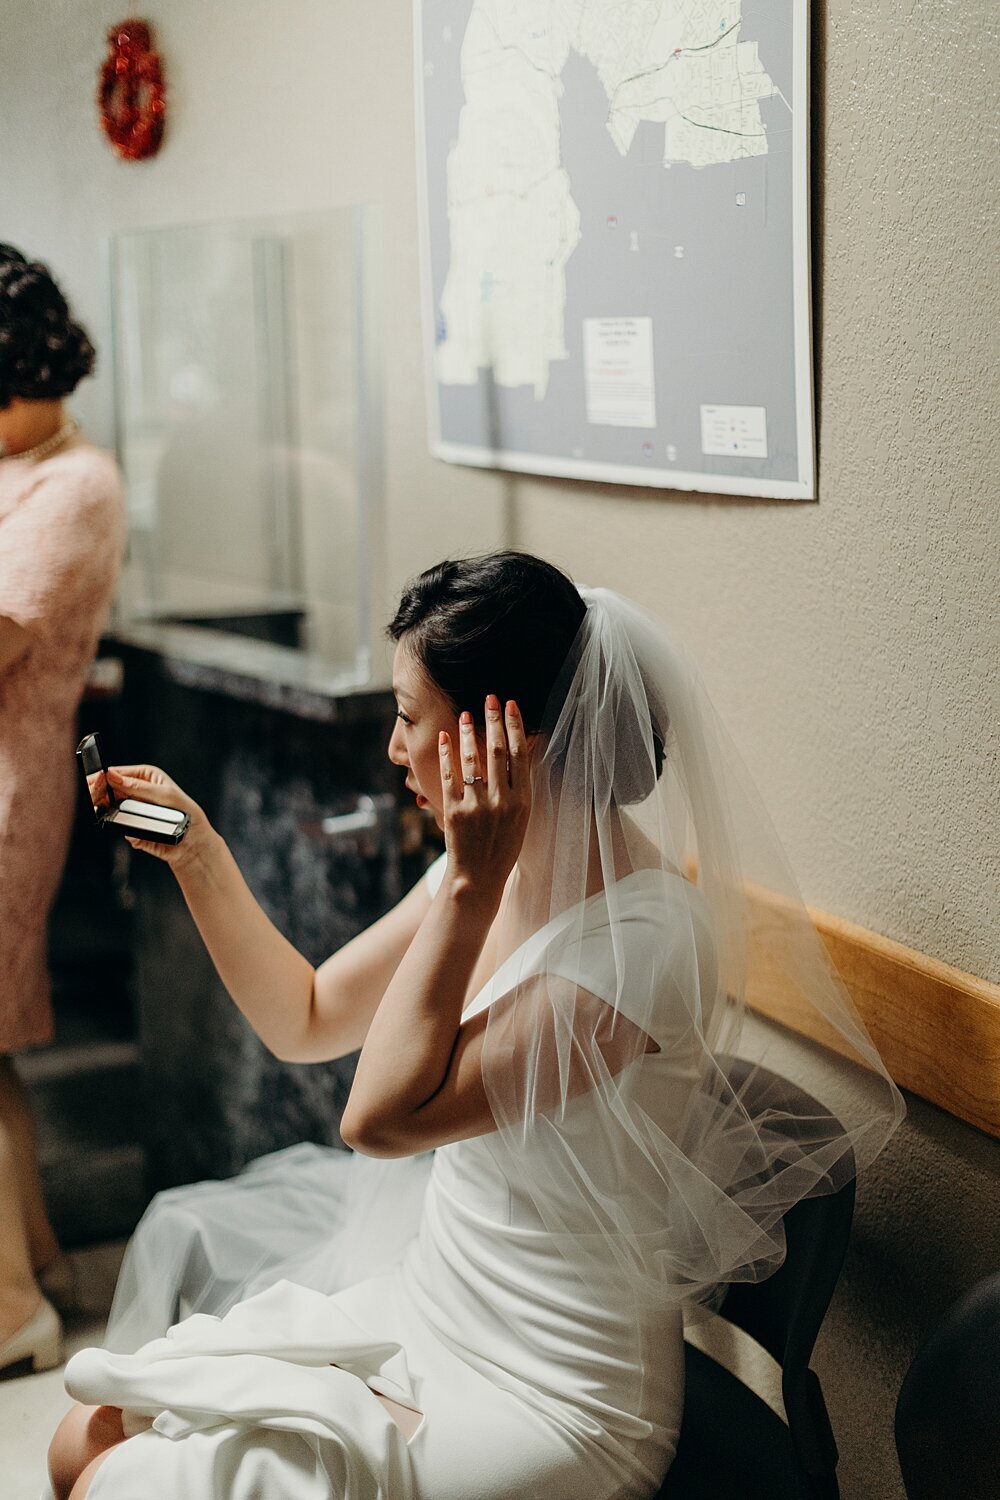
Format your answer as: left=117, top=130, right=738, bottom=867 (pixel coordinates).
left=106, top=763, right=215, bottom=872
left=438, top=695, right=531, bottom=902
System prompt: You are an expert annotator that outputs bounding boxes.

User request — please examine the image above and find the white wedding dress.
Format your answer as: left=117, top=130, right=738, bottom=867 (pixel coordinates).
left=63, top=855, right=717, bottom=1500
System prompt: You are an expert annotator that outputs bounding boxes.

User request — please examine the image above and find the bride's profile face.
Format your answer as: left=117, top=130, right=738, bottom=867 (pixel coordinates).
left=387, top=641, right=463, bottom=829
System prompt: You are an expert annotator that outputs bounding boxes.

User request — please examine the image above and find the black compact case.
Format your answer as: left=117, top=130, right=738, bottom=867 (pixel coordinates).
left=76, top=732, right=190, bottom=845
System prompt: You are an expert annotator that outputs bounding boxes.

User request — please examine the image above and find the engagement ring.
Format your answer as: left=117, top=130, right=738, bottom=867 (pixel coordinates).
left=463, top=775, right=484, bottom=785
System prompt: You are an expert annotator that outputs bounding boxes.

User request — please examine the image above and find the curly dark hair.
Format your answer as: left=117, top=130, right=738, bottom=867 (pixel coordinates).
left=0, top=244, right=95, bottom=410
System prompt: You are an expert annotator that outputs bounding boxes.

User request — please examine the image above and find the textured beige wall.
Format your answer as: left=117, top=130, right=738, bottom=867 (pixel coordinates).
left=508, top=2, right=999, bottom=982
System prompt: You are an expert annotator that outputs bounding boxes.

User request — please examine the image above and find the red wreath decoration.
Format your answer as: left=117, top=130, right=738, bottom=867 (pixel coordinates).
left=98, top=18, right=166, bottom=161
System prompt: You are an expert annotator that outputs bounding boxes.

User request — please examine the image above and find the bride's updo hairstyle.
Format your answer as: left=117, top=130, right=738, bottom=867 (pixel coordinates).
left=388, top=550, right=665, bottom=803
left=388, top=551, right=586, bottom=734
left=0, top=244, right=96, bottom=410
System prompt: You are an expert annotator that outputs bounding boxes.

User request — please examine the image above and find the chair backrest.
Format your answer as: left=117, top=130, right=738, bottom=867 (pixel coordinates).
left=895, top=1272, right=1000, bottom=1500
left=714, top=1057, right=858, bottom=1487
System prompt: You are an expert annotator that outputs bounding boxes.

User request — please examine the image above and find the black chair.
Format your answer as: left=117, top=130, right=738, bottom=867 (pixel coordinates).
left=894, top=1271, right=1000, bottom=1500
left=657, top=1060, right=856, bottom=1500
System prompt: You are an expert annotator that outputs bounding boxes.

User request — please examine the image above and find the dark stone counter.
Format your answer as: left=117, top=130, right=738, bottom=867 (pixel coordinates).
left=105, top=631, right=437, bottom=1192
left=111, top=622, right=389, bottom=724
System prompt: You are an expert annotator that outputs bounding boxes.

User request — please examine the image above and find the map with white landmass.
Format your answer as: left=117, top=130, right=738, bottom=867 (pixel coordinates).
left=417, top=1, right=814, bottom=499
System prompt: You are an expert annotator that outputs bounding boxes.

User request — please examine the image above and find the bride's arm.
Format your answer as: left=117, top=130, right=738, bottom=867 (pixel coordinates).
left=340, top=862, right=500, bottom=1151
left=106, top=763, right=434, bottom=1062
left=341, top=701, right=527, bottom=1151
left=342, top=973, right=658, bottom=1157
left=173, top=833, right=436, bottom=1061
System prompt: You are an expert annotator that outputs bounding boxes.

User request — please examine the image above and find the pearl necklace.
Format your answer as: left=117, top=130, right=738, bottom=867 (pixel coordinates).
left=0, top=417, right=79, bottom=464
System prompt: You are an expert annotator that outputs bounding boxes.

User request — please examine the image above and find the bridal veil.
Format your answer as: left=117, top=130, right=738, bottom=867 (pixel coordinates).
left=477, top=585, right=904, bottom=1313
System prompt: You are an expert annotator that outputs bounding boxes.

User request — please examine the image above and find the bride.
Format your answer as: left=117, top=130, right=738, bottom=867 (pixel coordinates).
left=48, top=551, right=902, bottom=1500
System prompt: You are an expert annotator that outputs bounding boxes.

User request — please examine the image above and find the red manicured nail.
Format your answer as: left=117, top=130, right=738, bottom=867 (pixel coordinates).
left=439, top=731, right=448, bottom=746
left=506, top=700, right=519, bottom=717
left=460, top=710, right=473, bottom=725
left=486, top=693, right=500, bottom=711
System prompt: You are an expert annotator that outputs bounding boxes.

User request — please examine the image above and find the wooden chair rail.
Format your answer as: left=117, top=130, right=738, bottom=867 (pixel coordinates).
left=745, top=898, right=1000, bottom=1139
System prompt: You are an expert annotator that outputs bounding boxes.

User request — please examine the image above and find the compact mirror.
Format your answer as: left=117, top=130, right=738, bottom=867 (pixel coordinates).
left=76, top=733, right=190, bottom=844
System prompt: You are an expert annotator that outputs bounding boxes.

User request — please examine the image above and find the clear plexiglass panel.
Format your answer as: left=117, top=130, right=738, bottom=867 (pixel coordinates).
left=111, top=206, right=383, bottom=681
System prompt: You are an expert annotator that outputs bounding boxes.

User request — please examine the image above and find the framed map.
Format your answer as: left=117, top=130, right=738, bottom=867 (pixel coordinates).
left=415, top=1, right=814, bottom=499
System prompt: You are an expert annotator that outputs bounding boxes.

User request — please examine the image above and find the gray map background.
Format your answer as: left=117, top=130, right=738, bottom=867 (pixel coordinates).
left=420, top=1, right=803, bottom=488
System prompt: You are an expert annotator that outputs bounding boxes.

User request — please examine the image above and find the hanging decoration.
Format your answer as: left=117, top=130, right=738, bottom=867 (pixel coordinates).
left=98, top=18, right=166, bottom=161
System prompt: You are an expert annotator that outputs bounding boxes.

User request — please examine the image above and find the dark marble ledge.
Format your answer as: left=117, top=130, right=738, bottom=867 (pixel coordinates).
left=107, top=622, right=393, bottom=724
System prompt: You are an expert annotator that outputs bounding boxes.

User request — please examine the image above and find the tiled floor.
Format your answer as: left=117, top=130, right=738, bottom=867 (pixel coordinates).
left=0, top=1241, right=126, bottom=1500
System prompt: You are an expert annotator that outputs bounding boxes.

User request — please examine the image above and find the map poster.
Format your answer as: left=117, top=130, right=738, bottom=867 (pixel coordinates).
left=415, top=1, right=814, bottom=500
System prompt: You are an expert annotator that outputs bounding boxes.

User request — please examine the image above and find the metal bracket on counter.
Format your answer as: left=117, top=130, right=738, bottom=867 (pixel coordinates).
left=320, top=794, right=394, bottom=839
left=83, top=656, right=125, bottom=701
left=303, top=795, right=436, bottom=910
left=312, top=793, right=401, bottom=905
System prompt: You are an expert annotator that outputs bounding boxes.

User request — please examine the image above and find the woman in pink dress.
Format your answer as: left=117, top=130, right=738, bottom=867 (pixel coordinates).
left=0, top=244, right=126, bottom=1376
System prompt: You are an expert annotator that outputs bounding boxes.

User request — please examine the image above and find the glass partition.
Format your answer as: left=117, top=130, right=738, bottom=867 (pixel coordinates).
left=110, top=205, right=383, bottom=681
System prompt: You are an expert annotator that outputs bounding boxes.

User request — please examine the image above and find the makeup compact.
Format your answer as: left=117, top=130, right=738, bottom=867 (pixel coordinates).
left=76, top=732, right=190, bottom=845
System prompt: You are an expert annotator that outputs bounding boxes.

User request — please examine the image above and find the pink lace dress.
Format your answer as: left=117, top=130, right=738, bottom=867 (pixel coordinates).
left=0, top=441, right=125, bottom=1052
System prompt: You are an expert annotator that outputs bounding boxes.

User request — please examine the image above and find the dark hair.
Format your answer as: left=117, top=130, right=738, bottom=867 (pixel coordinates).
left=392, top=552, right=671, bottom=804
left=387, top=551, right=587, bottom=734
left=388, top=550, right=665, bottom=804
left=0, top=245, right=95, bottom=410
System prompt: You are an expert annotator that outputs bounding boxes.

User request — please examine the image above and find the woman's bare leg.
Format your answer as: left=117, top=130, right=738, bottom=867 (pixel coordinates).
left=0, top=1056, right=60, bottom=1272
left=329, top=1364, right=423, bottom=1440
left=68, top=1446, right=120, bottom=1500
left=0, top=1063, right=43, bottom=1341
left=48, top=1390, right=422, bottom=1499
left=49, top=1403, right=125, bottom=1500
left=374, top=1390, right=423, bottom=1440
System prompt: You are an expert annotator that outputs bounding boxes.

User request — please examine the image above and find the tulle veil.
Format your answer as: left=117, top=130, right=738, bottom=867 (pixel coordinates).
left=476, top=585, right=904, bottom=1312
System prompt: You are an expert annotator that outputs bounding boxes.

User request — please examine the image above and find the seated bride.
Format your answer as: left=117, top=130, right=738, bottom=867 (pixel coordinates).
left=48, top=551, right=902, bottom=1500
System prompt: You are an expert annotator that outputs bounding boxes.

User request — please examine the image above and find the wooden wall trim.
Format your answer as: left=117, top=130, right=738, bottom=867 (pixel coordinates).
left=745, top=901, right=1000, bottom=1139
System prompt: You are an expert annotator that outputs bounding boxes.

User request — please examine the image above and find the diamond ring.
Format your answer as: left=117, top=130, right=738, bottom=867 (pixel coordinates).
left=463, top=775, right=484, bottom=785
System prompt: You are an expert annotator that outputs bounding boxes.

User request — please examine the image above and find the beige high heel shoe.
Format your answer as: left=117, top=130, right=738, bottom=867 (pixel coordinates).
left=0, top=1295, right=63, bottom=1376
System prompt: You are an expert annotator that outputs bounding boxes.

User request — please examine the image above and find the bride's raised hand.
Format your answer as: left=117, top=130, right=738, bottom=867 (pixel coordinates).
left=438, top=695, right=531, bottom=902
left=105, top=763, right=215, bottom=872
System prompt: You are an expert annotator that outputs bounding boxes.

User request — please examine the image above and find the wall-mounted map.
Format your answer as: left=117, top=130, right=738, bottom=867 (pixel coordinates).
left=416, top=1, right=813, bottom=499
